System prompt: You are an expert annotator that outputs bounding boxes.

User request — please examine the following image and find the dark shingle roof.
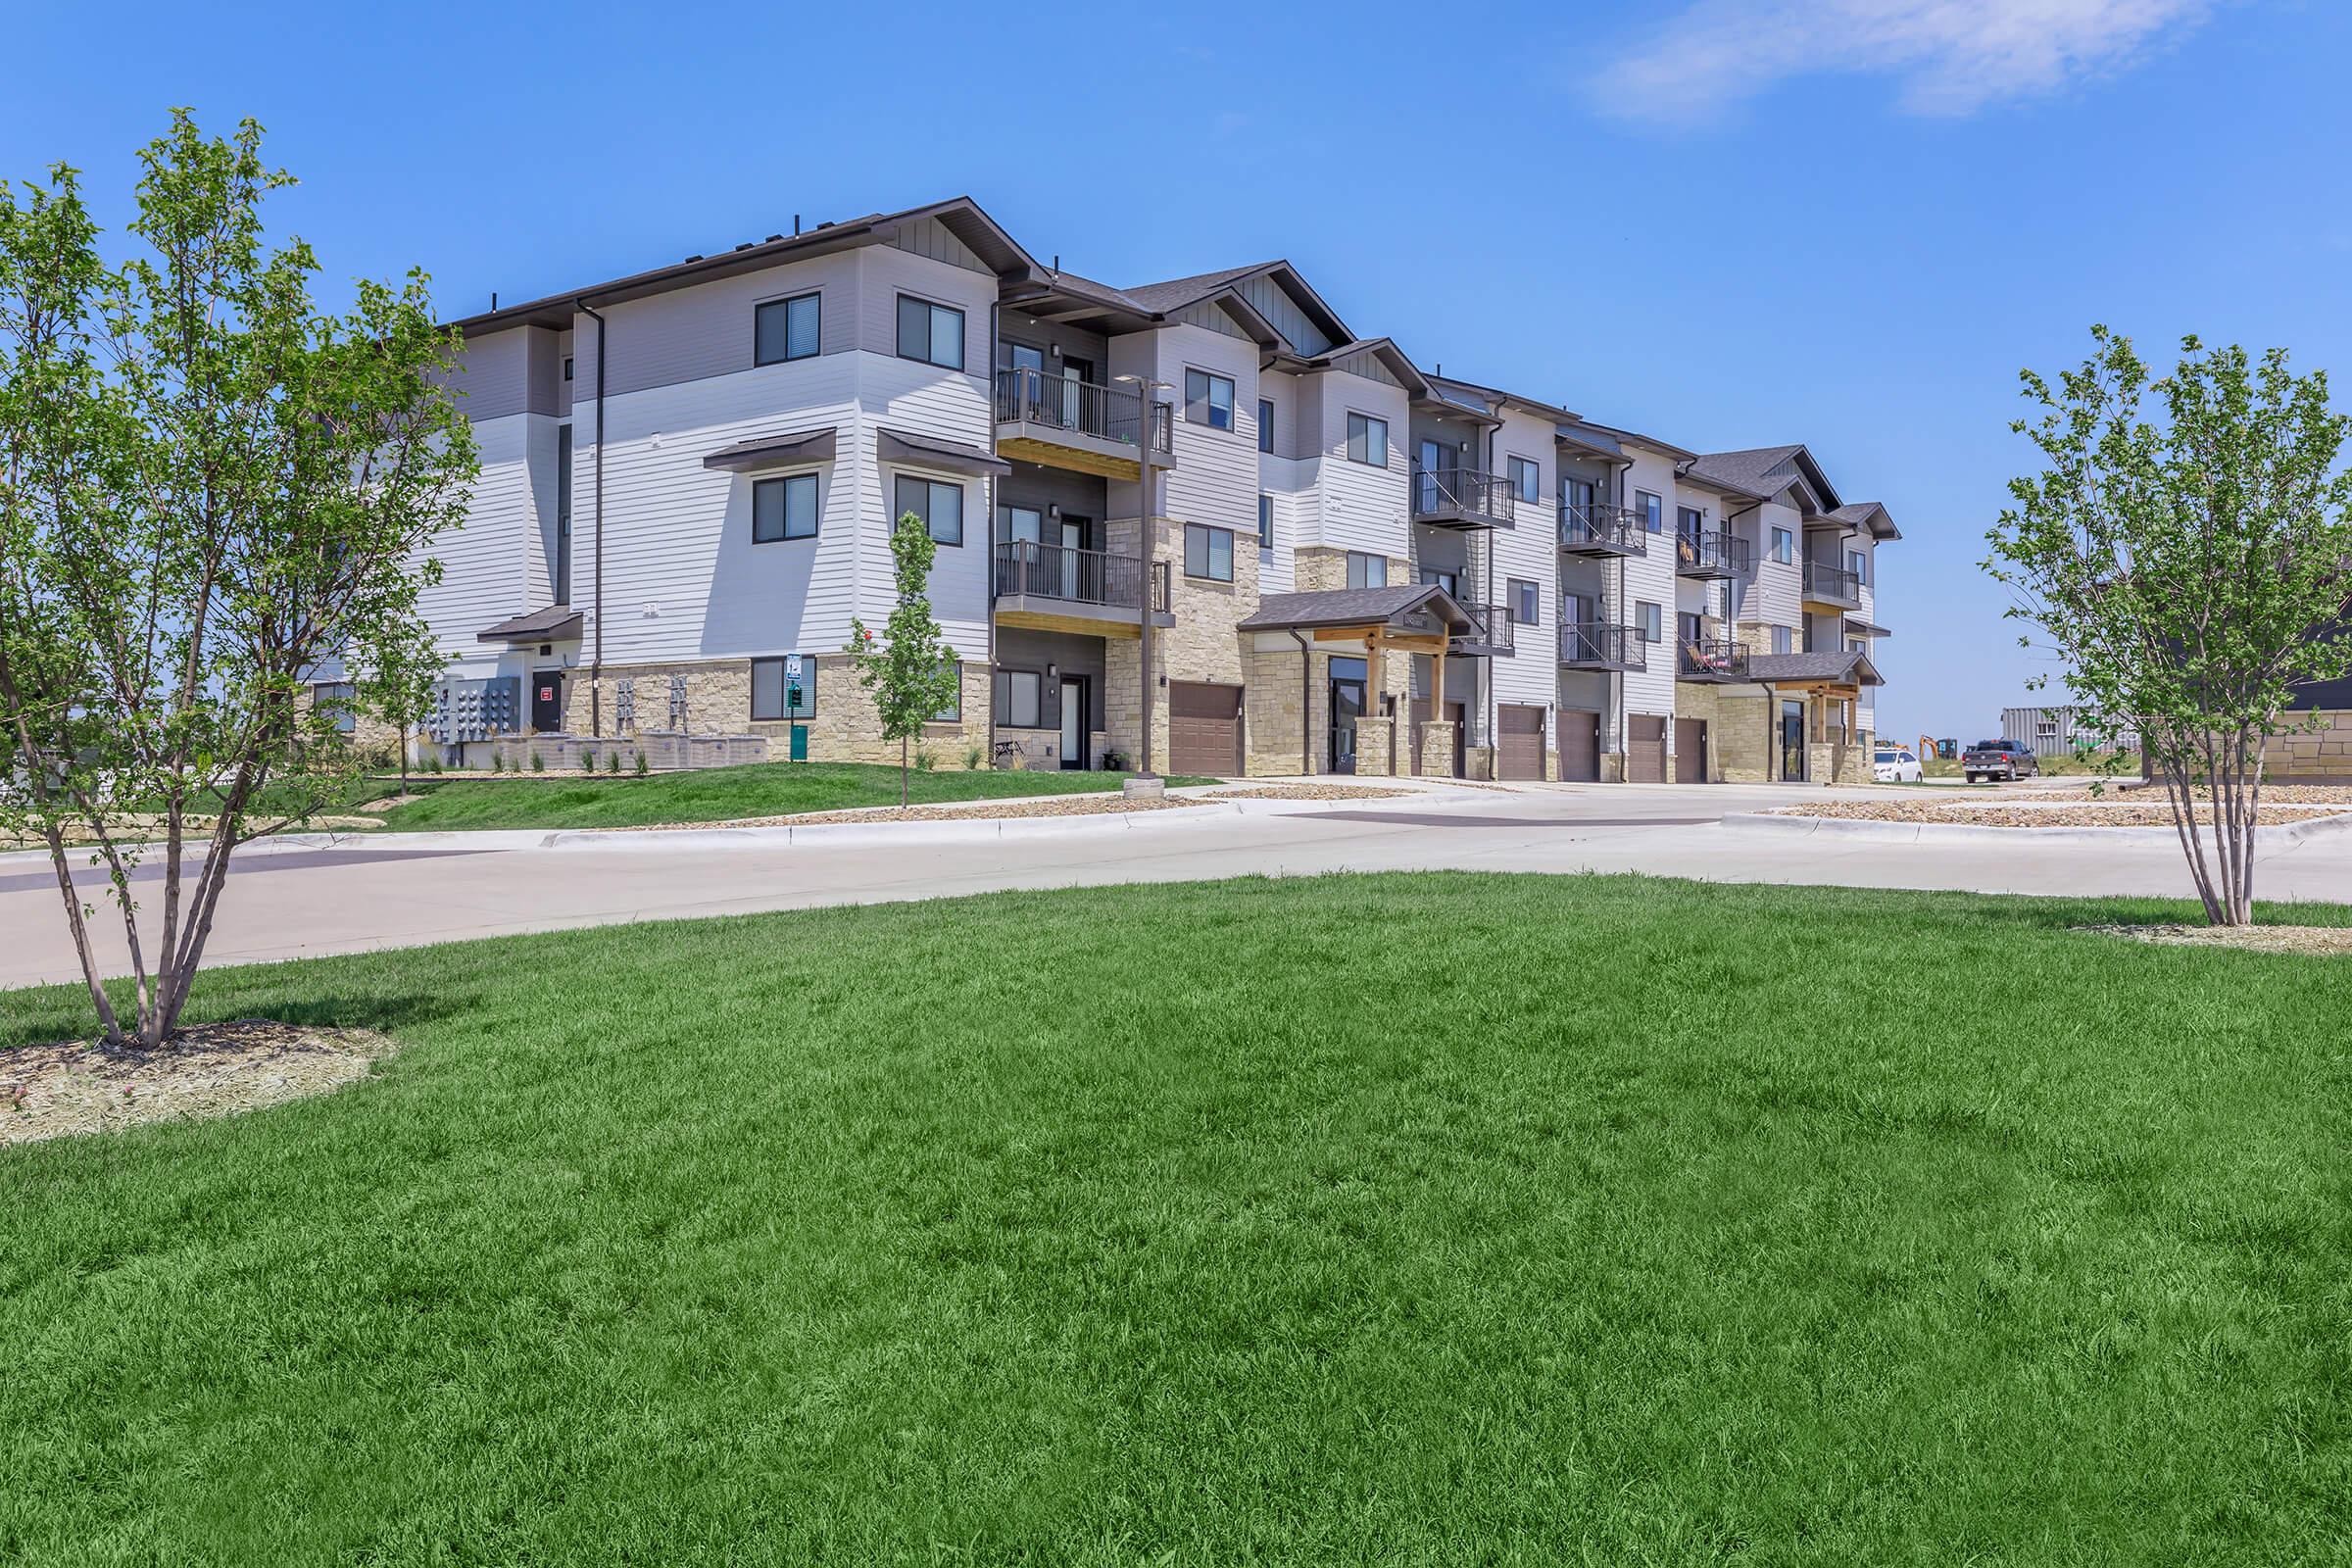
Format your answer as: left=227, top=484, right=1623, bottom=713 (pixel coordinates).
left=1120, top=262, right=1283, bottom=315
left=1239, top=584, right=1470, bottom=633
left=1745, top=650, right=1883, bottom=686
left=1683, top=445, right=1805, bottom=499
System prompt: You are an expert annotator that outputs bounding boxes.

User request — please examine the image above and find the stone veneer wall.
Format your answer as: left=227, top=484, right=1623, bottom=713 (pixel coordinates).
left=2272, top=712, right=2352, bottom=779
left=554, top=657, right=997, bottom=768
left=1105, top=516, right=1259, bottom=773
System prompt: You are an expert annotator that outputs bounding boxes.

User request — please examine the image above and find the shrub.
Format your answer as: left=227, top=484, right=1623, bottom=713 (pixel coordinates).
left=914, top=747, right=937, bottom=772
left=963, top=743, right=984, bottom=771
left=489, top=752, right=504, bottom=774
left=634, top=751, right=649, bottom=775
left=530, top=751, right=544, bottom=772
left=608, top=751, right=622, bottom=774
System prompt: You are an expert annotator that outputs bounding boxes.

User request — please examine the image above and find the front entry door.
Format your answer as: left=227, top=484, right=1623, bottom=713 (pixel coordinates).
left=1059, top=676, right=1086, bottom=769
left=1781, top=699, right=1808, bottom=781
left=531, top=670, right=564, bottom=733
left=1057, top=514, right=1087, bottom=600
left=1329, top=657, right=1367, bottom=773
left=1417, top=438, right=1445, bottom=512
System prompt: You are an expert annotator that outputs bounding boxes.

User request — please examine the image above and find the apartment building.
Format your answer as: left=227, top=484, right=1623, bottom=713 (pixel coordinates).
left=404, top=196, right=1897, bottom=783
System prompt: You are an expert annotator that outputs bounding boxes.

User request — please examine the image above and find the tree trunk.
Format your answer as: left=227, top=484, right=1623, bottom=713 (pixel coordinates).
left=39, top=824, right=124, bottom=1046
left=901, top=734, right=909, bottom=809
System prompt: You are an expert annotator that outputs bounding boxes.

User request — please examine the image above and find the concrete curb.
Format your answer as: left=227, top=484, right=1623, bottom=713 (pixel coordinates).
left=1722, top=810, right=2352, bottom=846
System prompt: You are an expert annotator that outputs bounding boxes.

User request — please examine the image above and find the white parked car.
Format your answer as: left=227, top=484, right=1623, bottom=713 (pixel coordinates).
left=1872, top=746, right=1924, bottom=783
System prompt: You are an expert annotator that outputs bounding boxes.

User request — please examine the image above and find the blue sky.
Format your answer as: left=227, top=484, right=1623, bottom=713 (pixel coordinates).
left=8, top=0, right=2346, bottom=737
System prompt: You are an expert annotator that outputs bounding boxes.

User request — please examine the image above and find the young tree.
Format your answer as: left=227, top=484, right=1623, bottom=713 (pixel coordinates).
left=1987, top=326, right=2352, bottom=925
left=844, top=510, right=961, bottom=808
left=0, top=113, right=476, bottom=1046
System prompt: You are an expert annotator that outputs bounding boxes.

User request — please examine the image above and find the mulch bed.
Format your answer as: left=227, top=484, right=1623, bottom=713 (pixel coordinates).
left=2078, top=923, right=2352, bottom=956
left=3, top=1020, right=395, bottom=1146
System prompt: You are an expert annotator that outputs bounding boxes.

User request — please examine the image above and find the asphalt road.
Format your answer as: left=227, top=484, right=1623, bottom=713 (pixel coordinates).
left=4, top=780, right=2346, bottom=991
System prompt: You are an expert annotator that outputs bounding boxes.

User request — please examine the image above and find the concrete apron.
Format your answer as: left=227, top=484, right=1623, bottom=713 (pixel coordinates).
left=1723, top=810, right=2352, bottom=847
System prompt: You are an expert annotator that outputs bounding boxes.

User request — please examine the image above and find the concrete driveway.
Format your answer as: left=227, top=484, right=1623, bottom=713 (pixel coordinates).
left=4, top=779, right=2347, bottom=991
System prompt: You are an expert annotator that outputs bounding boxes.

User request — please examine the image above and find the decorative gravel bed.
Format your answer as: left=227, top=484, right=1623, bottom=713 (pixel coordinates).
left=2079, top=923, right=2352, bottom=956
left=3, top=1020, right=394, bottom=1146
left=1769, top=802, right=2350, bottom=828
left=2033, top=783, right=2352, bottom=806
left=1206, top=784, right=1419, bottom=801
left=625, top=794, right=1209, bottom=830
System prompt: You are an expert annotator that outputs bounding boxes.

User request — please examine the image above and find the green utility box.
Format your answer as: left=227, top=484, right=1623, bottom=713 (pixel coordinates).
left=789, top=723, right=808, bottom=762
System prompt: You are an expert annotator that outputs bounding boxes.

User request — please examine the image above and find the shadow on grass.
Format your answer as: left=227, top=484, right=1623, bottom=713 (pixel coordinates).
left=1, top=988, right=461, bottom=1054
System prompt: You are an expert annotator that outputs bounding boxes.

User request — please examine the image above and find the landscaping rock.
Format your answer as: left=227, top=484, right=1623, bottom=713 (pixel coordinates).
left=3, top=1020, right=395, bottom=1145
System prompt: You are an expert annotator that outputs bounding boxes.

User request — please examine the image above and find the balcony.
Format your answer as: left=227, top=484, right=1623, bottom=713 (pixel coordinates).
left=1802, top=560, right=1863, bottom=610
left=1411, top=466, right=1516, bottom=529
left=1677, top=637, right=1751, bottom=682
left=992, top=539, right=1169, bottom=635
left=1450, top=602, right=1516, bottom=657
left=1558, top=503, right=1647, bottom=557
left=1557, top=621, right=1646, bottom=672
left=1674, top=528, right=1750, bottom=579
left=993, top=368, right=1174, bottom=481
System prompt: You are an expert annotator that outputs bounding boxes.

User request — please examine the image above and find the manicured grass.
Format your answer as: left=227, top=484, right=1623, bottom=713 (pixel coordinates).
left=351, top=760, right=1217, bottom=832
left=5, top=873, right=2350, bottom=1563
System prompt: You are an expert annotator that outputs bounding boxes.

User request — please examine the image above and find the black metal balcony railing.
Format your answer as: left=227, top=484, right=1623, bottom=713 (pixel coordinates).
left=993, top=539, right=1144, bottom=609
left=1557, top=503, right=1647, bottom=556
left=1411, top=466, right=1516, bottom=525
left=1678, top=637, right=1750, bottom=680
left=1452, top=602, right=1516, bottom=655
left=1558, top=621, right=1646, bottom=670
left=1675, top=528, right=1751, bottom=577
left=1803, top=560, right=1862, bottom=603
left=993, top=368, right=1174, bottom=456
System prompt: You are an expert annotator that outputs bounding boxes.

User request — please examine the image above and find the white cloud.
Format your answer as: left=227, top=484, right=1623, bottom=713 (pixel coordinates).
left=1603, top=0, right=2215, bottom=123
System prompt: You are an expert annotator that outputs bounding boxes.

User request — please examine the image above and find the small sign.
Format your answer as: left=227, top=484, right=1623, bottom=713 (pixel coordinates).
left=785, top=654, right=804, bottom=677
left=539, top=686, right=553, bottom=701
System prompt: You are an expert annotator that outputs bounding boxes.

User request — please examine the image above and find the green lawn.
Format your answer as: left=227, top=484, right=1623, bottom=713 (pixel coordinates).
left=346, top=760, right=1215, bottom=832
left=5, top=873, right=2349, bottom=1564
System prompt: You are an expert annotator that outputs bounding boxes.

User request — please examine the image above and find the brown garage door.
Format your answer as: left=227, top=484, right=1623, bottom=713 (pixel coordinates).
left=1558, top=710, right=1599, bottom=781
left=1628, top=713, right=1668, bottom=783
left=1497, top=704, right=1546, bottom=780
left=1168, top=681, right=1242, bottom=776
left=1675, top=717, right=1708, bottom=783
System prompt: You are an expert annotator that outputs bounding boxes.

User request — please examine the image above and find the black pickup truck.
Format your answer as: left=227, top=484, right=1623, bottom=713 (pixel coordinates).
left=1961, top=740, right=2040, bottom=783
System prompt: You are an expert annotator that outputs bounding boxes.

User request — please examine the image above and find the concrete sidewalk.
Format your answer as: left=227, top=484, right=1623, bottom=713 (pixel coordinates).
left=4, top=780, right=2347, bottom=991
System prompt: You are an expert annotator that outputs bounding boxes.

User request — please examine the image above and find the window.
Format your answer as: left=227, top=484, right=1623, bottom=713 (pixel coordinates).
left=554, top=424, right=573, bottom=603
left=1185, top=368, right=1235, bottom=430
left=1678, top=505, right=1703, bottom=534
left=751, top=657, right=816, bottom=720
left=1001, top=669, right=1043, bottom=728
left=1771, top=526, right=1793, bottom=564
left=1185, top=522, right=1234, bottom=582
left=1421, top=567, right=1460, bottom=596
left=1771, top=625, right=1792, bottom=655
left=753, top=473, right=819, bottom=543
left=1848, top=548, right=1869, bottom=585
left=1635, top=601, right=1662, bottom=643
left=311, top=681, right=356, bottom=735
left=1678, top=611, right=1704, bottom=646
left=1257, top=494, right=1274, bottom=551
left=562, top=356, right=573, bottom=382
left=1346, top=413, right=1389, bottom=467
left=895, top=294, right=964, bottom=370
left=934, top=660, right=961, bottom=723
left=756, top=292, right=821, bottom=366
left=1509, top=577, right=1540, bottom=627
left=1508, top=457, right=1542, bottom=506
left=1638, top=491, right=1663, bottom=532
left=893, top=474, right=963, bottom=546
left=1347, top=552, right=1388, bottom=589
left=1257, top=398, right=1274, bottom=454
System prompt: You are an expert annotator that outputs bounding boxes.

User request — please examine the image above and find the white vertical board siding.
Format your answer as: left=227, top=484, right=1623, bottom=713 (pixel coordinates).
left=578, top=352, right=861, bottom=669
left=1490, top=408, right=1557, bottom=710
left=1156, top=323, right=1259, bottom=536
left=1742, top=499, right=1802, bottom=632
left=417, top=412, right=533, bottom=674
left=856, top=246, right=1000, bottom=364
left=1306, top=369, right=1409, bottom=558
left=1618, top=447, right=1683, bottom=728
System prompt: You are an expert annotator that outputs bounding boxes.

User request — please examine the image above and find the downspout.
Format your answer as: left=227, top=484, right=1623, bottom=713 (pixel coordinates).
left=577, top=298, right=608, bottom=738
left=987, top=299, right=1000, bottom=768
left=1482, top=421, right=1496, bottom=774
left=1291, top=629, right=1313, bottom=775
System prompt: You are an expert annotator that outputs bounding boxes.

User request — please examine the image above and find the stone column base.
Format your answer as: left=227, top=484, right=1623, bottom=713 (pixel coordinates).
left=1353, top=715, right=1395, bottom=776
left=1416, top=720, right=1458, bottom=778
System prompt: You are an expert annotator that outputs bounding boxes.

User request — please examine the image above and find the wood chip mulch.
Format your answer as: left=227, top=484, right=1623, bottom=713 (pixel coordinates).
left=3, top=1020, right=395, bottom=1146
left=2079, top=923, right=2352, bottom=956
left=624, top=794, right=1209, bottom=830
left=2034, top=783, right=2352, bottom=806
left=1770, top=802, right=2350, bottom=828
